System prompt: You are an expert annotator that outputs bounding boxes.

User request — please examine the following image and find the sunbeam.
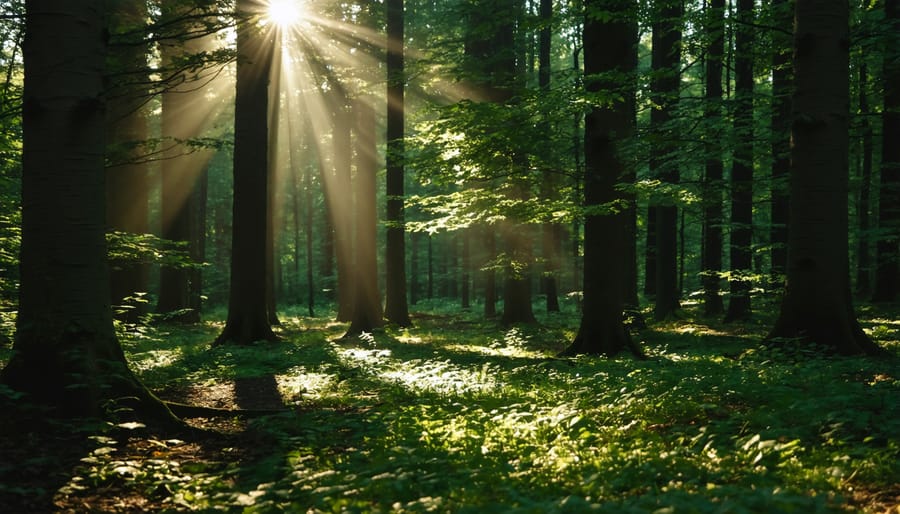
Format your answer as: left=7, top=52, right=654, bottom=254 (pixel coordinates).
left=267, top=0, right=306, bottom=29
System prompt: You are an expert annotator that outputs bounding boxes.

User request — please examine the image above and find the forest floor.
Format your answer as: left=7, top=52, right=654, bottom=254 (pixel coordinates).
left=1, top=300, right=899, bottom=513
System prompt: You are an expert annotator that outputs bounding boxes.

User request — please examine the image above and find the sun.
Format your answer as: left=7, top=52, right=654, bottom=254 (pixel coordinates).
left=266, top=0, right=305, bottom=29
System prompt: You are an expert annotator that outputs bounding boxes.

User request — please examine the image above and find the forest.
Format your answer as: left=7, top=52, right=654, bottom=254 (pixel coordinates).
left=0, top=0, right=898, bottom=512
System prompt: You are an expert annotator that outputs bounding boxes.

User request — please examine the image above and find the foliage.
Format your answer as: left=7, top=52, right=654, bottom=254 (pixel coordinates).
left=4, top=304, right=896, bottom=512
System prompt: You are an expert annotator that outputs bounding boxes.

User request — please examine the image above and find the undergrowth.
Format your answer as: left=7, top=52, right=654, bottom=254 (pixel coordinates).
left=1, top=301, right=898, bottom=512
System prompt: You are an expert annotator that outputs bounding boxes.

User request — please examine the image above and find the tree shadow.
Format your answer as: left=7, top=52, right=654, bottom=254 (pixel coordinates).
left=233, top=375, right=285, bottom=411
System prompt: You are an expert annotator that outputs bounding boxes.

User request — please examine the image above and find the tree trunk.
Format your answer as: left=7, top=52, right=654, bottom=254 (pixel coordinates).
left=766, top=0, right=882, bottom=356
left=702, top=0, right=725, bottom=316
left=384, top=0, right=412, bottom=326
left=872, top=0, right=900, bottom=301
left=345, top=99, right=383, bottom=336
left=770, top=0, right=791, bottom=285
left=562, top=0, right=639, bottom=357
left=2, top=0, right=177, bottom=425
left=651, top=0, right=683, bottom=321
left=539, top=0, right=561, bottom=313
left=724, top=0, right=754, bottom=322
left=856, top=60, right=872, bottom=295
left=333, top=104, right=354, bottom=321
left=215, top=3, right=277, bottom=345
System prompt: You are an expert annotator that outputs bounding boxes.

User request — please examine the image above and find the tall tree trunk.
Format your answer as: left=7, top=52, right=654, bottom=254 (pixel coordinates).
left=215, top=3, right=277, bottom=345
left=105, top=0, right=150, bottom=323
left=766, top=0, right=882, bottom=356
left=410, top=231, right=420, bottom=306
left=872, top=0, right=900, bottom=301
left=856, top=59, right=872, bottom=295
left=562, top=0, right=639, bottom=357
left=333, top=103, right=354, bottom=321
left=702, top=0, right=725, bottom=316
left=266, top=80, right=282, bottom=326
left=770, top=0, right=791, bottom=285
left=2, top=0, right=177, bottom=425
left=539, top=0, right=562, bottom=313
left=385, top=0, right=411, bottom=326
left=651, top=0, right=683, bottom=321
left=724, top=0, right=754, bottom=322
left=345, top=99, right=383, bottom=336
left=483, top=229, right=497, bottom=317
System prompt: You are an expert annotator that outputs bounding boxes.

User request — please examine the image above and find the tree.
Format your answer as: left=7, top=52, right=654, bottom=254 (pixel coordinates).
left=872, top=0, right=899, bottom=301
left=561, top=0, right=639, bottom=357
left=384, top=0, right=412, bottom=326
left=650, top=0, right=683, bottom=321
left=770, top=0, right=791, bottom=284
left=345, top=98, right=384, bottom=336
left=1, top=0, right=176, bottom=423
left=724, top=0, right=755, bottom=322
left=539, top=0, right=562, bottom=313
left=215, top=0, right=277, bottom=345
left=701, top=0, right=725, bottom=316
left=766, top=0, right=882, bottom=355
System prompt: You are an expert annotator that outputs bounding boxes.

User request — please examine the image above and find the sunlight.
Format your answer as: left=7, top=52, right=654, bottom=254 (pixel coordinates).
left=267, top=0, right=306, bottom=29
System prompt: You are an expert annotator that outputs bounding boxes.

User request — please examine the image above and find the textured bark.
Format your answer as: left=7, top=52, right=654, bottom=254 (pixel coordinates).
left=2, top=0, right=177, bottom=424
left=651, top=0, right=683, bottom=321
left=724, top=0, right=754, bottom=322
left=333, top=105, right=354, bottom=322
left=215, top=2, right=277, bottom=345
left=872, top=0, right=900, bottom=301
left=345, top=99, right=384, bottom=336
left=562, top=0, right=639, bottom=357
left=767, top=0, right=882, bottom=356
left=384, top=0, right=411, bottom=326
left=702, top=0, right=725, bottom=316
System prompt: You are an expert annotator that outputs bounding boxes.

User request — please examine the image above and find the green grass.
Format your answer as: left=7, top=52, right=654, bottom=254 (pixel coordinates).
left=2, top=301, right=899, bottom=512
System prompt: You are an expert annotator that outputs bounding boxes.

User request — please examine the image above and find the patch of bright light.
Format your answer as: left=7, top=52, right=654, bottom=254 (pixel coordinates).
left=267, top=0, right=305, bottom=28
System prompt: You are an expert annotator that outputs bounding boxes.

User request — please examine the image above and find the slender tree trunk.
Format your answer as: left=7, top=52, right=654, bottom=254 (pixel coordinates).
left=333, top=104, right=354, bottom=321
left=483, top=229, right=497, bottom=317
left=345, top=99, right=383, bottom=336
left=215, top=3, right=277, bottom=345
left=2, top=0, right=177, bottom=425
left=770, top=0, right=791, bottom=285
left=872, top=0, right=900, bottom=301
left=266, top=81, right=282, bottom=326
left=385, top=0, right=411, bottom=326
left=539, top=0, right=561, bottom=313
left=562, top=0, right=639, bottom=357
left=767, top=0, right=882, bottom=356
left=857, top=60, right=872, bottom=295
left=702, top=0, right=725, bottom=316
left=651, top=0, right=683, bottom=321
left=724, top=0, right=754, bottom=322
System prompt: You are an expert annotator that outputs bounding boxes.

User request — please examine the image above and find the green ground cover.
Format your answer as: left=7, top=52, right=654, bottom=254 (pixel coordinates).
left=1, top=302, right=898, bottom=512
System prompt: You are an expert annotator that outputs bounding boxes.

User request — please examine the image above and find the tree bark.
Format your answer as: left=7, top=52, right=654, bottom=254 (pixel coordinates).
left=2, top=0, right=177, bottom=425
left=215, top=2, right=277, bottom=345
left=767, top=0, right=882, bottom=356
left=724, top=0, right=754, bottom=322
left=856, top=60, right=872, bottom=295
left=770, top=0, right=791, bottom=285
left=345, top=99, right=384, bottom=336
left=702, top=0, right=725, bottom=316
left=562, top=0, right=639, bottom=357
left=651, top=0, right=683, bottom=321
left=385, top=0, right=412, bottom=326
